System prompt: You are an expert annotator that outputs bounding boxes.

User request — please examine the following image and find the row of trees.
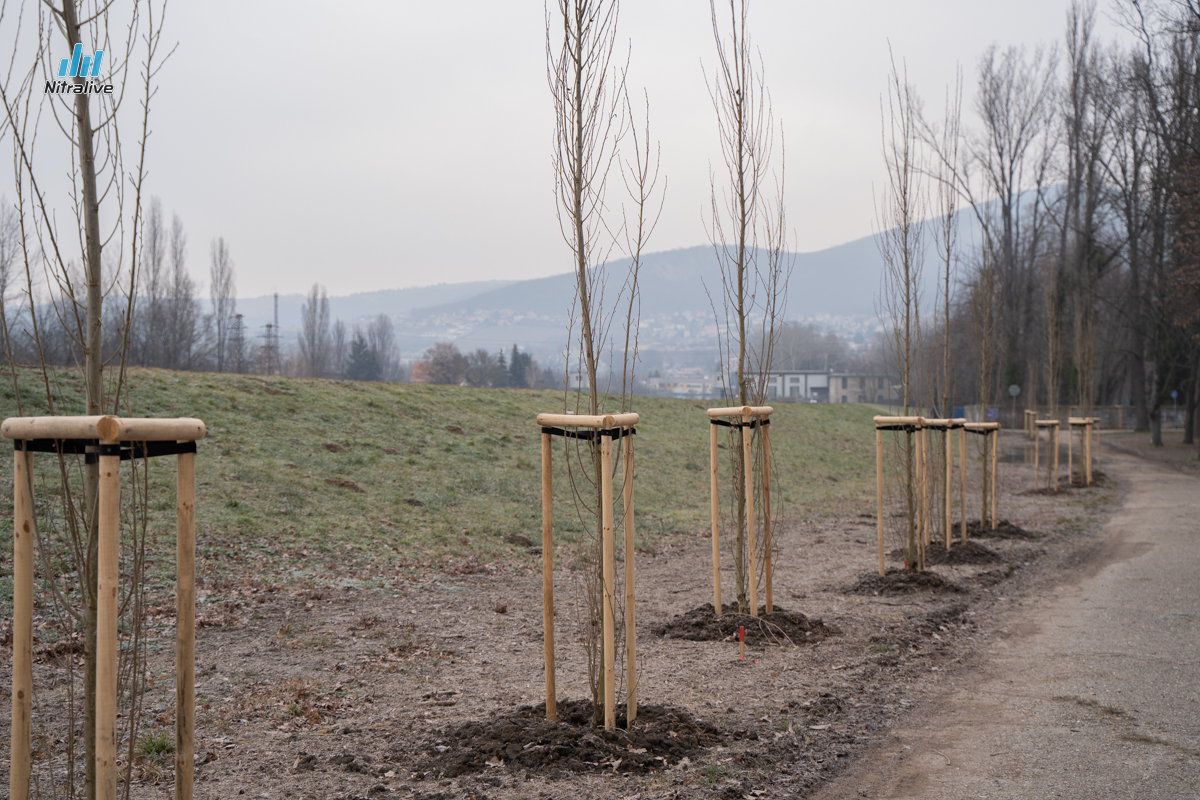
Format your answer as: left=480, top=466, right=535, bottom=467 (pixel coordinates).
left=295, top=284, right=403, bottom=381
left=414, top=341, right=549, bottom=388
left=883, top=0, right=1200, bottom=451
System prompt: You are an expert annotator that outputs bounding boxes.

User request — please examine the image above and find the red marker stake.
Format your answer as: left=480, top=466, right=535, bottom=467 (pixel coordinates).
left=739, top=625, right=745, bottom=660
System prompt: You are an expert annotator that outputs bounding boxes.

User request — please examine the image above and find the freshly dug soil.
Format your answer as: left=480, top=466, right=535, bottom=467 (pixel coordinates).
left=967, top=519, right=1041, bottom=540
left=650, top=603, right=836, bottom=646
left=890, top=541, right=1004, bottom=566
left=844, top=567, right=965, bottom=595
left=415, top=700, right=722, bottom=777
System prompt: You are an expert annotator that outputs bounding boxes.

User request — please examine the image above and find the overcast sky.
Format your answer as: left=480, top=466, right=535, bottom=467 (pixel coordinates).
left=27, top=1, right=1134, bottom=297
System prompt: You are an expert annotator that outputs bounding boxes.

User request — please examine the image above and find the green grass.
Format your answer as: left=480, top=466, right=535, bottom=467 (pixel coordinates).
left=135, top=729, right=174, bottom=761
left=0, top=368, right=880, bottom=601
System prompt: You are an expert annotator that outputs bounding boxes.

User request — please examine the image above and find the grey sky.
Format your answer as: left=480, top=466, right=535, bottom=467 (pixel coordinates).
left=137, top=2, right=1126, bottom=296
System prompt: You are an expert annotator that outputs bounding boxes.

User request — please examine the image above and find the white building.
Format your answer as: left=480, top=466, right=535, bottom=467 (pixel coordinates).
left=766, top=370, right=895, bottom=404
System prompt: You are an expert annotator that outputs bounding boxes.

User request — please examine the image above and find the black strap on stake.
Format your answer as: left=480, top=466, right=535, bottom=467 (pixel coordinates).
left=541, top=426, right=636, bottom=442
left=710, top=418, right=771, bottom=430
left=14, top=438, right=197, bottom=463
left=876, top=424, right=919, bottom=433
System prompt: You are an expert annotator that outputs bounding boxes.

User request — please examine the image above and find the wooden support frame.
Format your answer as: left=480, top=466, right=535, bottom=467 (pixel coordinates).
left=536, top=412, right=639, bottom=732
left=3, top=415, right=205, bottom=800
left=963, top=422, right=1001, bottom=530
left=1035, top=419, right=1061, bottom=492
left=706, top=406, right=773, bottom=616
left=1069, top=416, right=1100, bottom=487
left=1024, top=409, right=1037, bottom=439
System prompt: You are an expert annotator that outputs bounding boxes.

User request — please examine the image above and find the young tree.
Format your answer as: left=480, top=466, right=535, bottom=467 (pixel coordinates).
left=706, top=0, right=792, bottom=610
left=548, top=0, right=661, bottom=726
left=0, top=1, right=171, bottom=796
left=876, top=50, right=928, bottom=570
left=298, top=283, right=331, bottom=377
left=209, top=237, right=237, bottom=372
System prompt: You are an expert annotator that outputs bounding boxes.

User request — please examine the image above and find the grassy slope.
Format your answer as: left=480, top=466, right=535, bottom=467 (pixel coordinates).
left=0, top=368, right=878, bottom=598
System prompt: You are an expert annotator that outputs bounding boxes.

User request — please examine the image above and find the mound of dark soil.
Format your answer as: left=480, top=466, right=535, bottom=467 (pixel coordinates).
left=417, top=700, right=721, bottom=777
left=889, top=541, right=1003, bottom=566
left=844, top=568, right=965, bottom=595
left=650, top=604, right=835, bottom=645
left=967, top=519, right=1040, bottom=540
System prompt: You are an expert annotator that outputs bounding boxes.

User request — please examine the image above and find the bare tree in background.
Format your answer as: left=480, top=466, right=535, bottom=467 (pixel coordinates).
left=705, top=0, right=791, bottom=612
left=298, top=283, right=331, bottom=377
left=0, top=198, right=19, bottom=356
left=209, top=237, right=236, bottom=372
left=0, top=0, right=172, bottom=796
left=367, top=313, right=400, bottom=381
left=331, top=318, right=348, bottom=377
left=166, top=214, right=199, bottom=370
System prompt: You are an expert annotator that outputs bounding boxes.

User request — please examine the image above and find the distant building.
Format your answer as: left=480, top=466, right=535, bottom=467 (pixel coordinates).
left=766, top=370, right=895, bottom=404
left=644, top=376, right=717, bottom=399
left=409, top=361, right=432, bottom=384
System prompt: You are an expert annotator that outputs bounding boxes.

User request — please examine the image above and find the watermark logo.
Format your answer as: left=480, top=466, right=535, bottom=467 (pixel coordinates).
left=59, top=43, right=103, bottom=78
left=45, top=43, right=113, bottom=95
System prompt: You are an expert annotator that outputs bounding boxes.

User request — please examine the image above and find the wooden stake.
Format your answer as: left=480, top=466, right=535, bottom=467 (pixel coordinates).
left=921, top=429, right=931, bottom=566
left=176, top=449, right=196, bottom=800
left=918, top=424, right=927, bottom=569
left=1089, top=419, right=1097, bottom=484
left=762, top=421, right=774, bottom=614
left=1034, top=426, right=1040, bottom=491
left=742, top=411, right=758, bottom=617
left=981, top=431, right=989, bottom=527
left=1052, top=425, right=1060, bottom=493
left=11, top=447, right=33, bottom=800
left=97, top=444, right=120, bottom=800
left=1085, top=420, right=1093, bottom=485
left=1068, top=424, right=1074, bottom=485
left=623, top=432, right=637, bottom=724
left=541, top=431, right=555, bottom=721
left=876, top=428, right=885, bottom=577
left=958, top=427, right=967, bottom=545
left=710, top=423, right=721, bottom=615
left=944, top=429, right=952, bottom=549
left=990, top=429, right=998, bottom=529
left=600, top=432, right=616, bottom=731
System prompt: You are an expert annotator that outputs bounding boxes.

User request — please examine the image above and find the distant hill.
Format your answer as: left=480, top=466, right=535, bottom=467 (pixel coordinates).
left=232, top=208, right=985, bottom=361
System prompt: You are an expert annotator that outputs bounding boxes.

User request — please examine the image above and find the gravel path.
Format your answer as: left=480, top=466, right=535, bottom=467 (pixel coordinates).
left=812, top=446, right=1200, bottom=799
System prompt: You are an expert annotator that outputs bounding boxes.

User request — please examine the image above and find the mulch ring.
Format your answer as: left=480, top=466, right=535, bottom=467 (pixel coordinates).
left=415, top=700, right=722, bottom=777
left=966, top=519, right=1041, bottom=540
left=650, top=604, right=837, bottom=646
left=843, top=567, right=965, bottom=595
left=889, top=540, right=1004, bottom=566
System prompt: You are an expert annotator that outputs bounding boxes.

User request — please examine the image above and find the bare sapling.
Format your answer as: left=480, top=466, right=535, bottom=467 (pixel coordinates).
left=875, top=48, right=928, bottom=572
left=0, top=1, right=173, bottom=797
left=546, top=0, right=662, bottom=729
left=705, top=0, right=792, bottom=614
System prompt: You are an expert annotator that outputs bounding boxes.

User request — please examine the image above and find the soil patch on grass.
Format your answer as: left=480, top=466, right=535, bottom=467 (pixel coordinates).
left=650, top=603, right=836, bottom=646
left=415, top=700, right=722, bottom=777
left=967, top=519, right=1041, bottom=540
left=890, top=541, right=1004, bottom=566
left=843, top=568, right=965, bottom=595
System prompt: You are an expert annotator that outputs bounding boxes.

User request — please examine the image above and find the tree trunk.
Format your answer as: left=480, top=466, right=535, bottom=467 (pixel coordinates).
left=59, top=2, right=104, bottom=796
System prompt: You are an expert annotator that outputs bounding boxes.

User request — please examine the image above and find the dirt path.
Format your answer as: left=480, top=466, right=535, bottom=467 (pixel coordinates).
left=812, top=447, right=1200, bottom=799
